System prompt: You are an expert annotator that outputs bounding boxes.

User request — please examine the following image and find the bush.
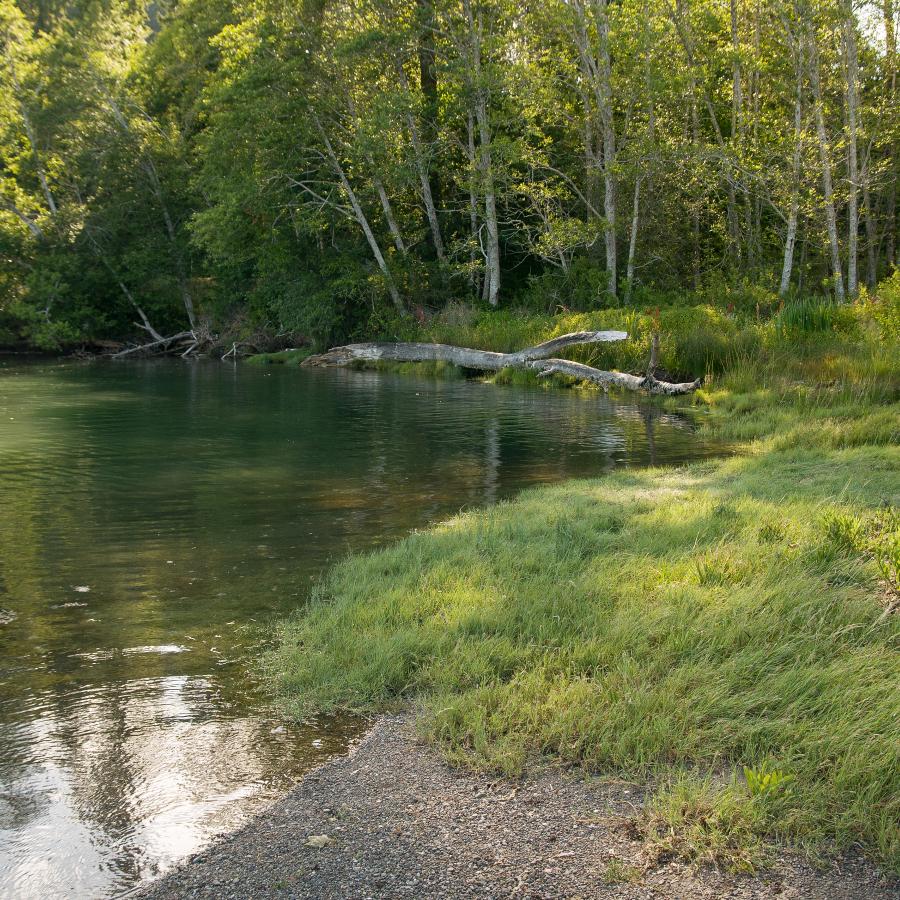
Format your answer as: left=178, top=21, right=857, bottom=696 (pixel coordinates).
left=863, top=272, right=900, bottom=343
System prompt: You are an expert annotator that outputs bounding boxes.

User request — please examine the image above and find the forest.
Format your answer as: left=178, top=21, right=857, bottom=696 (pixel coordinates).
left=0, top=0, right=897, bottom=352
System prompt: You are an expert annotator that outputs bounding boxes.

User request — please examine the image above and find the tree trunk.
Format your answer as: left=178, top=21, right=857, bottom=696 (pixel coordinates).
left=884, top=0, right=897, bottom=268
left=808, top=30, right=846, bottom=301
left=103, top=91, right=197, bottom=328
left=573, top=0, right=617, bottom=298
left=417, top=0, right=441, bottom=218
left=464, top=0, right=500, bottom=306
left=625, top=177, right=641, bottom=301
left=0, top=199, right=43, bottom=238
left=4, top=52, right=58, bottom=219
left=669, top=0, right=742, bottom=262
left=844, top=7, right=860, bottom=297
left=477, top=94, right=500, bottom=306
left=593, top=0, right=617, bottom=299
left=626, top=50, right=656, bottom=303
left=780, top=53, right=804, bottom=297
left=317, top=119, right=405, bottom=315
left=374, top=177, right=407, bottom=256
left=397, top=65, right=445, bottom=260
left=861, top=150, right=878, bottom=289
left=466, top=111, right=480, bottom=295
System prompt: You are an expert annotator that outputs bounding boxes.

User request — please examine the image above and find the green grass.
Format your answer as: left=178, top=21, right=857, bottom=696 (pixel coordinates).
left=267, top=279, right=900, bottom=873
left=245, top=348, right=313, bottom=365
left=602, top=858, right=643, bottom=883
left=380, top=272, right=900, bottom=389
left=639, top=773, right=771, bottom=873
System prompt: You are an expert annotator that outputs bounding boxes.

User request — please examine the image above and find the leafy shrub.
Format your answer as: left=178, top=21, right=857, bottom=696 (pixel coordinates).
left=743, top=763, right=795, bottom=800
left=863, top=271, right=900, bottom=343
left=519, top=257, right=619, bottom=313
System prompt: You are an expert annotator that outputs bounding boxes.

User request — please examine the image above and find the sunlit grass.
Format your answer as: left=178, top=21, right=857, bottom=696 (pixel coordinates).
left=268, top=431, right=899, bottom=869
left=268, top=291, right=899, bottom=872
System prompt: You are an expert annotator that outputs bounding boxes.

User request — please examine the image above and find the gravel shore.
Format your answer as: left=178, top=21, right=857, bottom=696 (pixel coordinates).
left=137, top=716, right=897, bottom=899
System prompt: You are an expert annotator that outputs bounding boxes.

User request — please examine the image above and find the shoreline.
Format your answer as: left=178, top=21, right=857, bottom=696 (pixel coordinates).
left=135, top=715, right=897, bottom=899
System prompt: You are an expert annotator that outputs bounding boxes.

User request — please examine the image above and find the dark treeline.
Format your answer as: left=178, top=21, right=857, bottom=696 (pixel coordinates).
left=0, top=0, right=897, bottom=349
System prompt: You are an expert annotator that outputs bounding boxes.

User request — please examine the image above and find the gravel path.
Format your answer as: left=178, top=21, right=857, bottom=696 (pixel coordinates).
left=137, top=716, right=897, bottom=899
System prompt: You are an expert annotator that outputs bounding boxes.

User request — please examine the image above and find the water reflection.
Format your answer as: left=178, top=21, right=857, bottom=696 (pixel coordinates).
left=1, top=676, right=357, bottom=893
left=0, top=360, right=723, bottom=898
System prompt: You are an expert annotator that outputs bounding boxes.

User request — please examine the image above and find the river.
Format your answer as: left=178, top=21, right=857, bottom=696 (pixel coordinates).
left=0, top=359, right=722, bottom=897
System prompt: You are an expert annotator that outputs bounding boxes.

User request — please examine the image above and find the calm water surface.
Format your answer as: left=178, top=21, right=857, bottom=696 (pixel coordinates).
left=0, top=359, right=722, bottom=898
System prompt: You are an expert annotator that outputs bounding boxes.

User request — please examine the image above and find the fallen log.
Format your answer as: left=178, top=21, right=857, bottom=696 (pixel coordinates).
left=302, top=330, right=701, bottom=395
left=302, top=330, right=628, bottom=371
left=532, top=359, right=701, bottom=395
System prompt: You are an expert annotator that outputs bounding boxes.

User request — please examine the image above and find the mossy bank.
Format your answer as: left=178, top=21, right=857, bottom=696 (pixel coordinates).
left=266, top=280, right=900, bottom=874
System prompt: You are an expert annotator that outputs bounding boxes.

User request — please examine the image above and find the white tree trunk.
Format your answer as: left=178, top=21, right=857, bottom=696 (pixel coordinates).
left=374, top=177, right=407, bottom=256
left=844, top=9, right=860, bottom=297
left=464, top=0, right=500, bottom=306
left=0, top=199, right=43, bottom=238
left=104, top=91, right=198, bottom=328
left=397, top=65, right=445, bottom=260
left=780, top=59, right=804, bottom=297
left=5, top=51, right=58, bottom=219
left=808, top=32, right=846, bottom=302
left=576, top=0, right=617, bottom=298
left=466, top=111, right=480, bottom=294
left=304, top=331, right=702, bottom=395
left=317, top=120, right=405, bottom=315
left=625, top=177, right=640, bottom=301
left=861, top=151, right=877, bottom=288
left=885, top=0, right=897, bottom=267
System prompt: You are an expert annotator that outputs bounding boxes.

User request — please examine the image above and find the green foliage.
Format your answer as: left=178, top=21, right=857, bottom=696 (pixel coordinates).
left=2, top=0, right=898, bottom=350
left=774, top=299, right=858, bottom=340
left=518, top=258, right=621, bottom=314
left=864, top=272, right=900, bottom=344
left=817, top=507, right=900, bottom=597
left=743, top=763, right=795, bottom=801
left=602, top=858, right=642, bottom=883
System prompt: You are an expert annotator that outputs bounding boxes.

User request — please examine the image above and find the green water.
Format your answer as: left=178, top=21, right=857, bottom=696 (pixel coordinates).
left=0, top=359, right=723, bottom=898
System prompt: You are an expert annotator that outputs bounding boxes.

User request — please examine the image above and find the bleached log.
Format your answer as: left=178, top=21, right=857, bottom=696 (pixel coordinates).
left=303, top=331, right=626, bottom=371
left=531, top=359, right=701, bottom=395
left=303, top=330, right=701, bottom=395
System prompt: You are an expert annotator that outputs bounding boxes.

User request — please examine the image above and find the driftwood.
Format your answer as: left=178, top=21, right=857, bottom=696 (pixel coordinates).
left=111, top=322, right=218, bottom=359
left=111, top=331, right=193, bottom=358
left=303, top=330, right=701, bottom=395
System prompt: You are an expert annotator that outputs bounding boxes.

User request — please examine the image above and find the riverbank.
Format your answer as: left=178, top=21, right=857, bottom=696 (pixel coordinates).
left=136, top=715, right=898, bottom=899
left=263, top=293, right=899, bottom=877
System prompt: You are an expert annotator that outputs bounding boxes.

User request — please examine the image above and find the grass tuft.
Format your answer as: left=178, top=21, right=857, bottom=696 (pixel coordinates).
left=639, top=774, right=769, bottom=874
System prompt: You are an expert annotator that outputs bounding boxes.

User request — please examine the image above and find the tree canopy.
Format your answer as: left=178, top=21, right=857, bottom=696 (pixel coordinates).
left=1, top=0, right=897, bottom=349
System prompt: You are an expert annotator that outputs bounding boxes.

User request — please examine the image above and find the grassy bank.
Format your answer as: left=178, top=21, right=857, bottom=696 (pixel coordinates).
left=267, top=281, right=899, bottom=873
